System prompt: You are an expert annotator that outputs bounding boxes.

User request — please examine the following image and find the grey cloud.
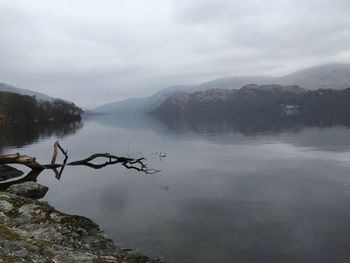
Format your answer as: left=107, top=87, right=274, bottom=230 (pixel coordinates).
left=0, top=0, right=349, bottom=107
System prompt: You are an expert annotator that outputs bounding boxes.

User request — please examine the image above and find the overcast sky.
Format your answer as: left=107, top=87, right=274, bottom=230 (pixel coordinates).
left=1, top=0, right=350, bottom=107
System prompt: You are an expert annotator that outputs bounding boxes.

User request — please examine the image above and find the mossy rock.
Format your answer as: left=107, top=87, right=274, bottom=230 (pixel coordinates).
left=0, top=224, right=22, bottom=241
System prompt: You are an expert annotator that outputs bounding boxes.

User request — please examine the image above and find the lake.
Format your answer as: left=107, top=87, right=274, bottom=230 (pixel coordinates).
left=2, top=114, right=350, bottom=263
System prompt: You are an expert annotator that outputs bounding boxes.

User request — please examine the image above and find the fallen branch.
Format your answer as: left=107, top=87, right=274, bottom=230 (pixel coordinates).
left=0, top=141, right=160, bottom=177
left=51, top=141, right=68, bottom=165
left=51, top=141, right=69, bottom=179
left=68, top=154, right=159, bottom=174
left=0, top=153, right=45, bottom=170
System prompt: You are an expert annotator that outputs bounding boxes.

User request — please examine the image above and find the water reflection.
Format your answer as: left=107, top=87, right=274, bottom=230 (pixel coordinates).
left=0, top=164, right=24, bottom=181
left=0, top=120, right=83, bottom=193
left=0, top=121, right=83, bottom=152
left=0, top=167, right=43, bottom=192
left=154, top=111, right=350, bottom=136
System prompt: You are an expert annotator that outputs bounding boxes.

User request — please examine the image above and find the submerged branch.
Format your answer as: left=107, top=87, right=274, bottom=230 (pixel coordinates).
left=0, top=141, right=160, bottom=178
left=68, top=153, right=160, bottom=174
left=51, top=141, right=69, bottom=179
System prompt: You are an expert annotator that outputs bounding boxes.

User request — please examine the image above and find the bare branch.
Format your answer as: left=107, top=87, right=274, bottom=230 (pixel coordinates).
left=0, top=153, right=44, bottom=170
left=51, top=141, right=69, bottom=179
left=0, top=142, right=160, bottom=177
left=51, top=141, right=68, bottom=164
left=67, top=153, right=159, bottom=174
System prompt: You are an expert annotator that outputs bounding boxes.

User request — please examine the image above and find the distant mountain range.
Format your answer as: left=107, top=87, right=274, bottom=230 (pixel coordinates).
left=94, top=85, right=196, bottom=113
left=94, top=63, right=350, bottom=113
left=153, top=84, right=350, bottom=135
left=0, top=82, right=53, bottom=101
left=153, top=84, right=305, bottom=114
left=152, top=84, right=350, bottom=117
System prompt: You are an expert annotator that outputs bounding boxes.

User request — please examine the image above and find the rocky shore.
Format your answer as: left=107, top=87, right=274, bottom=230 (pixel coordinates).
left=0, top=182, right=166, bottom=263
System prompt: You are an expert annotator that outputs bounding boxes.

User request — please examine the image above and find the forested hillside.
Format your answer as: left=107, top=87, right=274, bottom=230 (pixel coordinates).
left=153, top=84, right=350, bottom=115
left=0, top=92, right=82, bottom=123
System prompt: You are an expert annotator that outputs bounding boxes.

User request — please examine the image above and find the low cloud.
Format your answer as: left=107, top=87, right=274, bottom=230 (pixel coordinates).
left=0, top=0, right=349, bottom=107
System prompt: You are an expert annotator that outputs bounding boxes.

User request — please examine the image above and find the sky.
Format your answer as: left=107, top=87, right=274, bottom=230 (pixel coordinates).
left=0, top=0, right=350, bottom=107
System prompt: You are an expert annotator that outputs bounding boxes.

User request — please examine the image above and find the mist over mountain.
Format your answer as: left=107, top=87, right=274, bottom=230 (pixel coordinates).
left=153, top=84, right=307, bottom=114
left=94, top=63, right=350, bottom=114
left=195, top=76, right=275, bottom=91
left=94, top=85, right=196, bottom=113
left=0, top=82, right=53, bottom=101
left=278, top=64, right=350, bottom=90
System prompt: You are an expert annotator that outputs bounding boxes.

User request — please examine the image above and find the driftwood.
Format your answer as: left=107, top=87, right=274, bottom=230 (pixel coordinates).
left=0, top=154, right=63, bottom=170
left=51, top=141, right=69, bottom=179
left=0, top=141, right=160, bottom=178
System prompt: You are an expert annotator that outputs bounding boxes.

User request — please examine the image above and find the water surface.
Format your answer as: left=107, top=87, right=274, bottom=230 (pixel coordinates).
left=2, top=114, right=350, bottom=263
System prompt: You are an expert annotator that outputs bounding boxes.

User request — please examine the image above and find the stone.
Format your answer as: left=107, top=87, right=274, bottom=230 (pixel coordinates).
left=0, top=211, right=9, bottom=224
left=0, top=200, right=13, bottom=212
left=6, top=182, right=49, bottom=199
left=0, top=192, right=167, bottom=263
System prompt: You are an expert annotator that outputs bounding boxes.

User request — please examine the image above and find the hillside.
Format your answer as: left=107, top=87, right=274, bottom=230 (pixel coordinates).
left=154, top=84, right=305, bottom=114
left=0, top=92, right=82, bottom=122
left=278, top=63, right=350, bottom=90
left=152, top=84, right=350, bottom=116
left=195, top=76, right=275, bottom=91
left=0, top=82, right=53, bottom=101
left=94, top=63, right=350, bottom=114
left=94, top=85, right=196, bottom=113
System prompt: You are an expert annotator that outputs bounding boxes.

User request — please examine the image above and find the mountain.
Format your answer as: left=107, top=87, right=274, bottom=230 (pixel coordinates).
left=278, top=63, right=350, bottom=90
left=153, top=84, right=306, bottom=114
left=95, top=63, right=350, bottom=113
left=94, top=85, right=196, bottom=113
left=93, top=78, right=276, bottom=113
left=0, top=82, right=53, bottom=101
left=0, top=82, right=83, bottom=122
left=195, top=64, right=350, bottom=91
left=0, top=91, right=82, bottom=123
left=153, top=84, right=350, bottom=120
left=195, top=76, right=275, bottom=91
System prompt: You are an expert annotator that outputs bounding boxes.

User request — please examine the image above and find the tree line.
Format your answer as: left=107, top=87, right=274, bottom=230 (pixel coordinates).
left=154, top=85, right=350, bottom=115
left=0, top=91, right=82, bottom=123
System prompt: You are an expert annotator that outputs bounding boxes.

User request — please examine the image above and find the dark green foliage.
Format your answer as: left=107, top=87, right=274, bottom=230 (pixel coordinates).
left=0, top=92, right=82, bottom=122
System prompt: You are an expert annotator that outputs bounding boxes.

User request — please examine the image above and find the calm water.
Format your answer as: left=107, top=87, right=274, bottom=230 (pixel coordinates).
left=2, top=114, right=350, bottom=263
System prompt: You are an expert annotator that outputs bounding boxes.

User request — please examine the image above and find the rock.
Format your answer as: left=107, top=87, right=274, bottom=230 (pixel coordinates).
left=7, top=182, right=49, bottom=199
left=0, top=211, right=9, bottom=224
left=0, top=192, right=167, bottom=263
left=0, top=165, right=24, bottom=181
left=0, top=200, right=13, bottom=212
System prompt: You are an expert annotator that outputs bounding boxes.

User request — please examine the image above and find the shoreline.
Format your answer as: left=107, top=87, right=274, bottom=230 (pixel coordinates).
left=0, top=185, right=166, bottom=263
